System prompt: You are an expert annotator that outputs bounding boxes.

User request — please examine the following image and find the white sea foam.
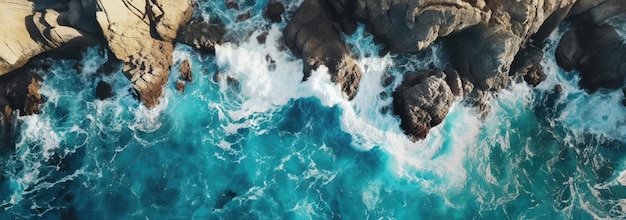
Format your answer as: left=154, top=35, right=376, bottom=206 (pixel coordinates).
left=211, top=22, right=491, bottom=196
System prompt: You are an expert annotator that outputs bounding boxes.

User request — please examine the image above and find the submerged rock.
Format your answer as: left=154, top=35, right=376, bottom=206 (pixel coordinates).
left=393, top=70, right=455, bottom=141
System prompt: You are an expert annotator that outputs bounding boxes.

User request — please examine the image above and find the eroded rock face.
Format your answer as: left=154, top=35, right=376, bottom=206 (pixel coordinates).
left=176, top=18, right=225, bottom=55
left=0, top=0, right=94, bottom=76
left=95, top=0, right=193, bottom=107
left=179, top=60, right=192, bottom=82
left=284, top=0, right=361, bottom=99
left=393, top=71, right=456, bottom=140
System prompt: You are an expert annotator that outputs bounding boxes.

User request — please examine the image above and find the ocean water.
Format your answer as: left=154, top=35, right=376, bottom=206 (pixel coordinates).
left=2, top=1, right=626, bottom=219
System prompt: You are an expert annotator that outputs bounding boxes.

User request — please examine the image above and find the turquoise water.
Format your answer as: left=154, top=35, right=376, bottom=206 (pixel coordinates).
left=2, top=1, right=626, bottom=219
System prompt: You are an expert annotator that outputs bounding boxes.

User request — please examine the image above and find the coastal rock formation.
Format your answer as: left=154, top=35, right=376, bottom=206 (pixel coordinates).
left=263, top=1, right=285, bottom=23
left=95, top=0, right=193, bottom=107
left=0, top=63, right=46, bottom=129
left=0, top=0, right=94, bottom=76
left=555, top=1, right=626, bottom=92
left=393, top=70, right=456, bottom=140
left=176, top=18, right=225, bottom=55
left=284, top=0, right=361, bottom=99
left=96, top=80, right=113, bottom=100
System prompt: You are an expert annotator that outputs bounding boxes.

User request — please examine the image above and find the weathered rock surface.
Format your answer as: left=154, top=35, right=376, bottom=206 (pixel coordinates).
left=393, top=70, right=456, bottom=140
left=0, top=0, right=94, bottom=76
left=0, top=64, right=45, bottom=127
left=96, top=0, right=193, bottom=107
left=176, top=18, right=225, bottom=55
left=284, top=0, right=362, bottom=99
left=555, top=3, right=626, bottom=92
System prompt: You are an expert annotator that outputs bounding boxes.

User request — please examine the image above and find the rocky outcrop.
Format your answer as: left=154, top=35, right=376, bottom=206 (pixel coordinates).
left=95, top=0, right=193, bottom=107
left=311, top=0, right=626, bottom=140
left=179, top=60, right=192, bottom=82
left=393, top=70, right=457, bottom=140
left=555, top=0, right=626, bottom=92
left=284, top=0, right=362, bottom=99
left=263, top=1, right=285, bottom=23
left=176, top=18, right=225, bottom=55
left=0, top=61, right=46, bottom=129
left=0, top=0, right=95, bottom=76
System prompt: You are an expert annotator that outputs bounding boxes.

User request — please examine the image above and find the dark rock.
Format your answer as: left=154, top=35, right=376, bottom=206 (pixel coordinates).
left=444, top=68, right=463, bottom=97
left=237, top=11, right=251, bottom=22
left=555, top=13, right=626, bottom=92
left=176, top=80, right=185, bottom=94
left=176, top=18, right=225, bottom=54
left=0, top=66, right=43, bottom=133
left=95, top=80, right=113, bottom=100
left=263, top=1, right=285, bottom=23
left=179, top=60, right=192, bottom=82
left=68, top=0, right=100, bottom=34
left=532, top=4, right=574, bottom=46
left=266, top=55, right=276, bottom=71
left=510, top=44, right=544, bottom=76
left=73, top=62, right=83, bottom=73
left=555, top=29, right=583, bottom=72
left=284, top=0, right=361, bottom=99
left=447, top=25, right=521, bottom=91
left=523, top=65, right=547, bottom=87
left=577, top=25, right=626, bottom=92
left=622, top=99, right=626, bottom=107
left=393, top=70, right=455, bottom=141
left=382, top=75, right=394, bottom=87
left=256, top=32, right=269, bottom=44
left=555, top=84, right=563, bottom=93
left=329, top=0, right=488, bottom=53
left=226, top=0, right=239, bottom=10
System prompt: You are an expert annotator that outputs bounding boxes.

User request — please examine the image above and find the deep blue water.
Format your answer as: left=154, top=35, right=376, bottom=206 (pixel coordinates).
left=2, top=1, right=626, bottom=219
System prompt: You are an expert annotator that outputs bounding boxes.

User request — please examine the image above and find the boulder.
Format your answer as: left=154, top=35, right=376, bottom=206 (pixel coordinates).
left=393, top=71, right=455, bottom=141
left=555, top=7, right=626, bottom=92
left=95, top=80, right=113, bottom=100
left=284, top=0, right=361, bottom=99
left=555, top=84, right=563, bottom=93
left=176, top=18, right=226, bottom=55
left=95, top=0, right=193, bottom=107
left=555, top=29, right=583, bottom=72
left=176, top=80, right=185, bottom=94
left=179, top=60, right=192, bottom=82
left=263, top=1, right=285, bottom=23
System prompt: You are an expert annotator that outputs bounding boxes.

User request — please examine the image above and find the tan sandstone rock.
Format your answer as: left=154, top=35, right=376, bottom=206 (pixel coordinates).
left=95, top=0, right=193, bottom=107
left=0, top=0, right=88, bottom=76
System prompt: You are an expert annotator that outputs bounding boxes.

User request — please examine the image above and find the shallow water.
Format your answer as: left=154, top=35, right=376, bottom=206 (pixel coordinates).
left=1, top=1, right=626, bottom=219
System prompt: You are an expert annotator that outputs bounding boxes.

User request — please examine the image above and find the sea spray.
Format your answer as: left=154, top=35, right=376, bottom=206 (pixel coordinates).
left=1, top=1, right=626, bottom=219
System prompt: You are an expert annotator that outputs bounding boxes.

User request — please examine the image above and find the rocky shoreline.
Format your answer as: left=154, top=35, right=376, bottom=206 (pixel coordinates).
left=1, top=0, right=625, bottom=142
